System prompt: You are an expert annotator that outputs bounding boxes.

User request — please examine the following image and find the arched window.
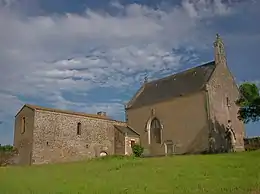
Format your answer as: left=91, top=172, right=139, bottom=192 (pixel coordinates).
left=100, top=151, right=108, bottom=157
left=151, top=118, right=162, bottom=144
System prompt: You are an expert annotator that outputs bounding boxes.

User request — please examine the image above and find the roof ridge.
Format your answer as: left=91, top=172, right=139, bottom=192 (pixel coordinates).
left=25, top=104, right=101, bottom=117
left=18, top=104, right=125, bottom=123
left=146, top=61, right=215, bottom=85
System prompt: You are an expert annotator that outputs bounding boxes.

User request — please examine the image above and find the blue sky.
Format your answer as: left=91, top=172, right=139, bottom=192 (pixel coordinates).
left=0, top=0, right=259, bottom=145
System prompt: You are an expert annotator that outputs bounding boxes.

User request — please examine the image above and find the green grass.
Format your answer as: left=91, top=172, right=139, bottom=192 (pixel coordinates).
left=0, top=152, right=260, bottom=194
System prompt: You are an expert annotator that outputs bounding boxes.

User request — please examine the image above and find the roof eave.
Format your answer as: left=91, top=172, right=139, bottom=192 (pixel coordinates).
left=15, top=104, right=125, bottom=123
left=125, top=83, right=146, bottom=109
left=127, top=125, right=140, bottom=136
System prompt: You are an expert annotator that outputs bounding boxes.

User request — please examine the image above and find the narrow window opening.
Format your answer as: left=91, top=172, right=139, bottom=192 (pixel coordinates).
left=77, top=122, right=82, bottom=135
left=21, top=117, right=26, bottom=134
left=226, top=97, right=231, bottom=108
left=46, top=141, right=49, bottom=146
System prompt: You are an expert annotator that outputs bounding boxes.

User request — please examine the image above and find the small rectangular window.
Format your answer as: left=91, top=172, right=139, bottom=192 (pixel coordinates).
left=77, top=122, right=81, bottom=135
left=21, top=117, right=25, bottom=134
left=226, top=97, right=231, bottom=107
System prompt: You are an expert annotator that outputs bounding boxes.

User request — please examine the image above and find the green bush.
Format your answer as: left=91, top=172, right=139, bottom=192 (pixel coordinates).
left=0, top=145, right=14, bottom=152
left=0, top=145, right=18, bottom=166
left=132, top=144, right=144, bottom=157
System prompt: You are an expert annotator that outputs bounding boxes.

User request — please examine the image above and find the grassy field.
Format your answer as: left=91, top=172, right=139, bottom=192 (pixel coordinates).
left=0, top=151, right=260, bottom=194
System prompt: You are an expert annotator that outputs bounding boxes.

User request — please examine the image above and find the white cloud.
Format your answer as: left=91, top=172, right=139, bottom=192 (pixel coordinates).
left=110, top=1, right=124, bottom=9
left=0, top=2, right=200, bottom=104
left=182, top=0, right=233, bottom=19
left=250, top=80, right=260, bottom=90
left=0, top=93, right=23, bottom=119
left=43, top=91, right=124, bottom=117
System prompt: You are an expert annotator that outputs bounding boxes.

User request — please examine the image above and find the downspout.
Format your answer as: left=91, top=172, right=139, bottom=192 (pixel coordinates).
left=205, top=84, right=213, bottom=144
left=146, top=118, right=151, bottom=145
left=125, top=133, right=128, bottom=155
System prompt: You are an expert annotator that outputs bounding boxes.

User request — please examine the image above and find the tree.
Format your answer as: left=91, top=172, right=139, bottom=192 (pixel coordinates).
left=236, top=82, right=260, bottom=123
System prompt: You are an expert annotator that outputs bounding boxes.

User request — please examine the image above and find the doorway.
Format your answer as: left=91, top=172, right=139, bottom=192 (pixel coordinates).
left=164, top=140, right=174, bottom=156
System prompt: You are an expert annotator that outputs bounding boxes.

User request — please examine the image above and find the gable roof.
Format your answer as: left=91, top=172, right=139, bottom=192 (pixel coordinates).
left=126, top=61, right=216, bottom=109
left=16, top=104, right=124, bottom=123
left=114, top=125, right=140, bottom=136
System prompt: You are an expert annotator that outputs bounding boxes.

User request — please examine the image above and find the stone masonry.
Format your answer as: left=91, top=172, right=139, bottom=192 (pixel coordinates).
left=14, top=105, right=138, bottom=165
left=206, top=36, right=245, bottom=152
left=32, top=110, right=126, bottom=164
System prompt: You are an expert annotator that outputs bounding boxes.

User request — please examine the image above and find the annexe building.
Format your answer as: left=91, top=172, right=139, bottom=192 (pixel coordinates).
left=14, top=104, right=139, bottom=165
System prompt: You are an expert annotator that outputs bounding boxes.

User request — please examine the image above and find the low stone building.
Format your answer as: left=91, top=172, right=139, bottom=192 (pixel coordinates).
left=14, top=105, right=139, bottom=165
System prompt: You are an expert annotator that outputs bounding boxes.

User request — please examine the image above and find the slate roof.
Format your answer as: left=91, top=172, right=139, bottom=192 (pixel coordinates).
left=114, top=125, right=140, bottom=136
left=127, top=61, right=216, bottom=109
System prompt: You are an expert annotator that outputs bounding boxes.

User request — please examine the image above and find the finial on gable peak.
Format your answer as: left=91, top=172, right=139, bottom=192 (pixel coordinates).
left=144, top=71, right=148, bottom=84
left=214, top=33, right=226, bottom=64
left=144, top=75, right=148, bottom=84
left=214, top=33, right=224, bottom=47
left=215, top=33, right=223, bottom=43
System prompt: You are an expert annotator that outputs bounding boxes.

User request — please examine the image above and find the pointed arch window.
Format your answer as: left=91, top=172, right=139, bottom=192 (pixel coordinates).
left=151, top=118, right=162, bottom=144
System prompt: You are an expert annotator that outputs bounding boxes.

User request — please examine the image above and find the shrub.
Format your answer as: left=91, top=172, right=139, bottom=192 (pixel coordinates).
left=0, top=145, right=14, bottom=152
left=0, top=145, right=18, bottom=167
left=132, top=144, right=144, bottom=157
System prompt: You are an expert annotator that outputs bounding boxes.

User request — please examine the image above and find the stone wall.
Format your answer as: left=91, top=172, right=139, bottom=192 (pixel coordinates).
left=32, top=110, right=126, bottom=165
left=126, top=91, right=209, bottom=155
left=207, top=63, right=245, bottom=152
left=114, top=129, right=125, bottom=155
left=14, top=106, right=34, bottom=165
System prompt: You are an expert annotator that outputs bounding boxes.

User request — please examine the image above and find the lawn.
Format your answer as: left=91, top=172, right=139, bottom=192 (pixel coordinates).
left=0, top=151, right=260, bottom=194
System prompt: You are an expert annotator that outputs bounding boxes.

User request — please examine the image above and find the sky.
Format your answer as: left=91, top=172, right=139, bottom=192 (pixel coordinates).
left=0, top=0, right=259, bottom=145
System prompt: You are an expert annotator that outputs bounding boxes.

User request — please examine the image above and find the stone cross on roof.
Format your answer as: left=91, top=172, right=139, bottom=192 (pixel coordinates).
left=216, top=33, right=220, bottom=40
left=144, top=72, right=148, bottom=84
left=214, top=33, right=225, bottom=56
left=215, top=33, right=224, bottom=45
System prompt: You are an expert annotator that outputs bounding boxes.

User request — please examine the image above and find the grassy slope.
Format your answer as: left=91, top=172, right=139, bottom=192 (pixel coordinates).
left=0, top=151, right=260, bottom=194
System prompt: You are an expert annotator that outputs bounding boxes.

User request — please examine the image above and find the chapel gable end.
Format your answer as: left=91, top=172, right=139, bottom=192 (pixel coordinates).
left=208, top=33, right=240, bottom=97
